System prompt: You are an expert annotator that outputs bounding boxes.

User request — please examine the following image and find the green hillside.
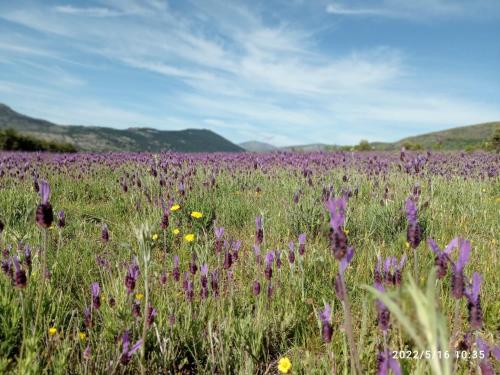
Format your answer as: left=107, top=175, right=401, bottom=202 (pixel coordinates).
left=376, top=122, right=499, bottom=150
left=0, top=103, right=243, bottom=152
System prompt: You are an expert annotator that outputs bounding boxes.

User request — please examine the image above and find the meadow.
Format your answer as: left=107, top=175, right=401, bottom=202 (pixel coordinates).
left=0, top=150, right=498, bottom=374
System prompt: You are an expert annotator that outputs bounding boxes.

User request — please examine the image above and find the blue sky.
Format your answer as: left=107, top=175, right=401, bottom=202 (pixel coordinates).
left=0, top=0, right=499, bottom=146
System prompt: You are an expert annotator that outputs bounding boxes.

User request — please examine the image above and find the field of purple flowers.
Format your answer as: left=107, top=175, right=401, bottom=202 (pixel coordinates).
left=0, top=150, right=499, bottom=374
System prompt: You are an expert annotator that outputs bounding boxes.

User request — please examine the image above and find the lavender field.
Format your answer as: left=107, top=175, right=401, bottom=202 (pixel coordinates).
left=0, top=150, right=499, bottom=374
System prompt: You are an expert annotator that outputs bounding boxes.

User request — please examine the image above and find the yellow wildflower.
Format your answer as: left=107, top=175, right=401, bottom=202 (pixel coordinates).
left=405, top=242, right=410, bottom=249
left=152, top=233, right=159, bottom=241
left=172, top=228, right=180, bottom=235
left=495, top=197, right=500, bottom=203
left=78, top=332, right=87, bottom=341
left=184, top=233, right=195, bottom=242
left=345, top=229, right=349, bottom=235
left=278, top=357, right=292, bottom=374
left=191, top=211, right=203, bottom=219
left=170, top=204, right=181, bottom=212
left=48, top=327, right=57, bottom=336
left=135, top=293, right=144, bottom=300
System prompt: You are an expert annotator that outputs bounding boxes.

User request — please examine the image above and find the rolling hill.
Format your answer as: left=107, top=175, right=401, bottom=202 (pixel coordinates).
left=260, top=122, right=499, bottom=151
left=0, top=103, right=243, bottom=152
left=385, top=122, right=499, bottom=150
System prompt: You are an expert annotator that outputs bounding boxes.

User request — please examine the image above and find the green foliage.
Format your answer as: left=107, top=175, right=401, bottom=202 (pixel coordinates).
left=354, top=139, right=373, bottom=151
left=491, top=127, right=500, bottom=153
left=0, top=128, right=77, bottom=152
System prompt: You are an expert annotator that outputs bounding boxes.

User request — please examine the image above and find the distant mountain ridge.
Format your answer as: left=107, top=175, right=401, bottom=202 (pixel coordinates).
left=239, top=141, right=277, bottom=152
left=244, top=122, right=499, bottom=151
left=0, top=103, right=243, bottom=152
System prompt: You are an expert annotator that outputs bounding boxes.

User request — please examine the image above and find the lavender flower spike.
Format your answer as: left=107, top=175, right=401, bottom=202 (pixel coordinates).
left=325, top=197, right=347, bottom=230
left=255, top=215, right=263, bottom=245
left=339, top=247, right=355, bottom=275
left=318, top=303, right=333, bottom=343
left=465, top=272, right=483, bottom=329
left=451, top=239, right=471, bottom=299
left=91, top=282, right=101, bottom=310
left=120, top=330, right=143, bottom=365
left=13, top=255, right=27, bottom=288
left=35, top=180, right=53, bottom=228
left=298, top=233, right=306, bottom=256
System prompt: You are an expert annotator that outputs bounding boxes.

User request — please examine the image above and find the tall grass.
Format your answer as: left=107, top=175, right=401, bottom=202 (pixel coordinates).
left=0, top=152, right=498, bottom=374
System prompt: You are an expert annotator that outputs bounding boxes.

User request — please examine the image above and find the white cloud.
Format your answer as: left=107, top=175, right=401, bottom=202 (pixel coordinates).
left=0, top=0, right=499, bottom=146
left=54, top=5, right=123, bottom=18
left=325, top=0, right=493, bottom=19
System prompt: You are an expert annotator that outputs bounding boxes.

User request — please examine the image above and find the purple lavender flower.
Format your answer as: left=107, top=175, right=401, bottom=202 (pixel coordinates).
left=91, top=282, right=101, bottom=310
left=275, top=250, right=282, bottom=269
left=465, top=272, right=483, bottom=329
left=83, top=307, right=92, bottom=328
left=326, top=197, right=349, bottom=259
left=160, top=270, right=167, bottom=285
left=267, top=282, right=273, bottom=299
left=231, top=240, right=241, bottom=261
left=214, top=227, right=224, bottom=253
left=13, top=255, right=27, bottom=288
left=318, top=303, right=333, bottom=343
left=223, top=251, right=233, bottom=269
left=374, top=281, right=390, bottom=332
left=264, top=251, right=274, bottom=280
left=131, top=300, right=141, bottom=317
left=339, top=247, right=355, bottom=275
left=120, top=330, right=142, bottom=365
left=428, top=238, right=458, bottom=279
left=381, top=255, right=406, bottom=286
left=377, top=349, right=402, bottom=375
left=125, top=258, right=140, bottom=294
left=189, top=254, right=198, bottom=275
left=211, top=270, right=219, bottom=297
left=476, top=338, right=495, bottom=375
left=405, top=198, right=422, bottom=249
left=172, top=255, right=180, bottom=282
left=298, top=233, right=306, bottom=256
left=147, top=305, right=157, bottom=327
left=253, top=245, right=262, bottom=264
left=83, top=345, right=91, bottom=360
left=288, top=242, right=295, bottom=264
left=101, top=224, right=109, bottom=243
left=24, top=245, right=32, bottom=268
left=200, top=264, right=208, bottom=287
left=160, top=209, right=169, bottom=230
left=451, top=239, right=471, bottom=299
left=255, top=215, right=263, bottom=245
left=35, top=180, right=53, bottom=228
left=57, top=210, right=65, bottom=228
left=252, top=280, right=261, bottom=296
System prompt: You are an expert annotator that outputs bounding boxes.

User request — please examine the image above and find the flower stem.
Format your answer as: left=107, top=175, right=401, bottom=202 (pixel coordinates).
left=340, top=274, right=362, bottom=375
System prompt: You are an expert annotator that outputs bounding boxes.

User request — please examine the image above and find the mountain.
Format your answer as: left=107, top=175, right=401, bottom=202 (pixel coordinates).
left=386, top=122, right=499, bottom=150
left=0, top=103, right=243, bottom=152
left=281, top=143, right=339, bottom=152
left=239, top=141, right=278, bottom=152
left=284, top=122, right=499, bottom=151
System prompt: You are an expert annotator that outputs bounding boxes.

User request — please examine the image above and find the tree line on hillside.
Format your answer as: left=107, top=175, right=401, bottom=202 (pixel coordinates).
left=352, top=127, right=500, bottom=152
left=0, top=128, right=77, bottom=153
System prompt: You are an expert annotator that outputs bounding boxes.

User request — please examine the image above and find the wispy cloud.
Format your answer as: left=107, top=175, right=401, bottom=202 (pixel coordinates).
left=325, top=0, right=496, bottom=19
left=0, top=0, right=499, bottom=146
left=54, top=5, right=123, bottom=18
